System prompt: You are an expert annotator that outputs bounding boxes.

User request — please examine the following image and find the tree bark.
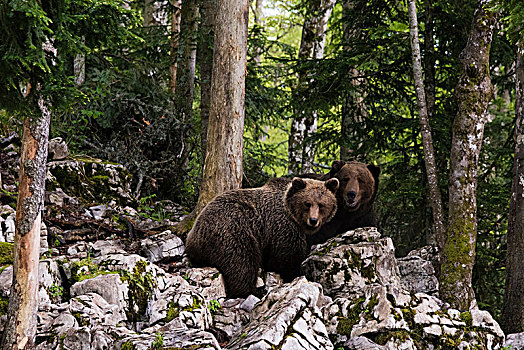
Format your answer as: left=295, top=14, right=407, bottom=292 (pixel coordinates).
left=197, top=0, right=216, bottom=166
left=253, top=0, right=263, bottom=64
left=407, top=0, right=445, bottom=251
left=423, top=0, right=436, bottom=119
left=195, top=0, right=248, bottom=209
left=175, top=0, right=199, bottom=119
left=175, top=0, right=248, bottom=236
left=0, top=96, right=50, bottom=350
left=501, top=44, right=524, bottom=334
left=288, top=0, right=335, bottom=174
left=340, top=0, right=366, bottom=161
left=169, top=0, right=182, bottom=95
left=439, top=0, right=498, bottom=310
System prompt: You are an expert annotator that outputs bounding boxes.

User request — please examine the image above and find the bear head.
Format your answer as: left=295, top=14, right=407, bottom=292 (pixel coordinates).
left=327, top=160, right=380, bottom=212
left=285, top=177, right=339, bottom=234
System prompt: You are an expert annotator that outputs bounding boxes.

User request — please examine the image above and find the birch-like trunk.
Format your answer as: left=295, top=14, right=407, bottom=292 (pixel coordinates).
left=253, top=0, right=263, bottom=64
left=340, top=0, right=366, bottom=161
left=197, top=0, right=215, bottom=166
left=0, top=96, right=50, bottom=350
left=407, top=0, right=445, bottom=251
left=288, top=0, right=335, bottom=174
left=501, top=44, right=524, bottom=334
left=193, top=0, right=248, bottom=212
left=439, top=0, right=498, bottom=310
left=175, top=0, right=199, bottom=119
left=74, top=37, right=85, bottom=87
left=169, top=0, right=182, bottom=95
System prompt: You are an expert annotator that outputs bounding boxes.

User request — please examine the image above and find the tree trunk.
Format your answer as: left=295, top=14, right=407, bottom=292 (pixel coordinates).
left=197, top=0, right=215, bottom=166
left=0, top=96, right=50, bottom=350
left=175, top=0, right=199, bottom=119
left=175, top=0, right=248, bottom=236
left=423, top=0, right=436, bottom=119
left=288, top=0, right=335, bottom=174
left=74, top=37, right=85, bottom=87
left=340, top=0, right=366, bottom=161
left=253, top=0, right=263, bottom=64
left=439, top=0, right=498, bottom=310
left=407, top=0, right=445, bottom=250
left=169, top=0, right=182, bottom=95
left=501, top=44, right=524, bottom=334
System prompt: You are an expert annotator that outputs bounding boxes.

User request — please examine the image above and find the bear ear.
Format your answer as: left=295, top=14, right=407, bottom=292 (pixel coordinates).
left=325, top=178, right=339, bottom=194
left=329, top=160, right=345, bottom=176
left=367, top=164, right=380, bottom=182
left=290, top=177, right=307, bottom=191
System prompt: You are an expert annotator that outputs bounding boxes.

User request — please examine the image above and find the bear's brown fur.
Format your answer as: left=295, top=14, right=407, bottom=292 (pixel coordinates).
left=185, top=177, right=339, bottom=298
left=304, top=160, right=380, bottom=246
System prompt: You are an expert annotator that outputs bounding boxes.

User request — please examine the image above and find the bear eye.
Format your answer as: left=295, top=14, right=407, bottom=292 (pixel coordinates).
left=318, top=203, right=323, bottom=209
left=343, top=177, right=350, bottom=182
left=358, top=178, right=364, bottom=184
left=304, top=202, right=312, bottom=208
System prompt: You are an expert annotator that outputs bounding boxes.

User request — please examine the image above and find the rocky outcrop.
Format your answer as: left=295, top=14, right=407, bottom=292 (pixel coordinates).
left=0, top=139, right=510, bottom=349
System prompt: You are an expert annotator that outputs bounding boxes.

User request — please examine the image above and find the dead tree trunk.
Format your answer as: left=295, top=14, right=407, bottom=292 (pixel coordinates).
left=407, top=0, right=445, bottom=251
left=501, top=44, right=524, bottom=334
left=439, top=0, right=498, bottom=310
left=0, top=95, right=50, bottom=350
left=288, top=0, right=335, bottom=174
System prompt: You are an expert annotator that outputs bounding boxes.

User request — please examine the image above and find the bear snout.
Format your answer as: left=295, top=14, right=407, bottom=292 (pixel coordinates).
left=308, top=217, right=319, bottom=227
left=347, top=191, right=357, bottom=201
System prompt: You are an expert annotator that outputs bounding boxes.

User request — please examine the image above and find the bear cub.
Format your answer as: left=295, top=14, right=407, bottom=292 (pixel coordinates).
left=185, top=177, right=339, bottom=298
left=305, top=160, right=380, bottom=246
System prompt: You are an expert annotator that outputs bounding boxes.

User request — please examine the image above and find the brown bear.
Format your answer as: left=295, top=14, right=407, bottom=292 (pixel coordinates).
left=303, top=160, right=380, bottom=246
left=185, top=177, right=339, bottom=298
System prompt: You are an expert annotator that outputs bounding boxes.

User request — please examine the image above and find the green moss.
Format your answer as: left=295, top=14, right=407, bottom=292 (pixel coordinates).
left=336, top=297, right=366, bottom=336
left=120, top=341, right=135, bottom=350
left=163, top=301, right=180, bottom=323
left=374, top=330, right=411, bottom=346
left=70, top=257, right=117, bottom=284
left=460, top=311, right=473, bottom=327
left=312, top=240, right=340, bottom=256
left=0, top=296, right=9, bottom=315
left=72, top=312, right=89, bottom=327
left=0, top=242, right=14, bottom=266
left=119, top=260, right=157, bottom=323
left=364, top=295, right=379, bottom=320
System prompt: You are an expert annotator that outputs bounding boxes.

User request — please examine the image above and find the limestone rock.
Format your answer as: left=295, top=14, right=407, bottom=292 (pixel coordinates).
left=139, top=230, right=184, bottom=263
left=48, top=137, right=69, bottom=160
left=114, top=328, right=220, bottom=350
left=397, top=245, right=439, bottom=295
left=184, top=267, right=227, bottom=301
left=226, top=277, right=333, bottom=350
left=70, top=273, right=128, bottom=317
left=303, top=227, right=401, bottom=299
left=505, top=332, right=524, bottom=350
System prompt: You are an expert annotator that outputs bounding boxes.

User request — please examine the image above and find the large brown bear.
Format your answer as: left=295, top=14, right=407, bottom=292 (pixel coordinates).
left=304, top=160, right=380, bottom=246
left=185, top=177, right=339, bottom=298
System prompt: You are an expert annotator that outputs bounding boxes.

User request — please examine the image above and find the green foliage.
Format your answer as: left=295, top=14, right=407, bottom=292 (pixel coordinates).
left=119, top=260, right=157, bottom=323
left=49, top=283, right=64, bottom=299
left=207, top=299, right=222, bottom=315
left=151, top=332, right=164, bottom=350
left=0, top=242, right=13, bottom=266
left=0, top=296, right=8, bottom=315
